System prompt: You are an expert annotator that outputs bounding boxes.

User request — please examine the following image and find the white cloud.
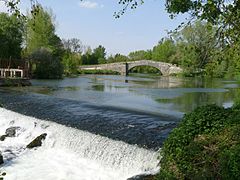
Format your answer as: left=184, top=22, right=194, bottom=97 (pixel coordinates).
left=78, top=1, right=104, bottom=9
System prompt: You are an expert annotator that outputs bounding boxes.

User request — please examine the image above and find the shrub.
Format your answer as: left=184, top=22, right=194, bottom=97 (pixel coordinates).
left=157, top=104, right=240, bottom=179
left=78, top=69, right=119, bottom=75
left=31, top=48, right=63, bottom=79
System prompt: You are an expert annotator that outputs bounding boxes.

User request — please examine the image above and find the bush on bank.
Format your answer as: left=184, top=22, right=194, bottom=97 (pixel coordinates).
left=157, top=104, right=240, bottom=180
left=78, top=69, right=120, bottom=75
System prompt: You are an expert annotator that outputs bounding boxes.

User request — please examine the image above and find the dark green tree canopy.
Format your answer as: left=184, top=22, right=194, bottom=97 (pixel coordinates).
left=0, top=13, right=23, bottom=60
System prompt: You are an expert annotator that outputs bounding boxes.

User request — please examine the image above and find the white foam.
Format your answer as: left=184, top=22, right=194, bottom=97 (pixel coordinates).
left=0, top=108, right=159, bottom=180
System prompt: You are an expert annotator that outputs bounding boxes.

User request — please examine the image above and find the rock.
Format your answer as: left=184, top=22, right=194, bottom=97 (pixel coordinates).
left=3, top=149, right=17, bottom=161
left=26, top=133, right=47, bottom=149
left=127, top=174, right=155, bottom=180
left=9, top=120, right=15, bottom=125
left=0, top=135, right=6, bottom=141
left=0, top=153, right=4, bottom=165
left=41, top=124, right=49, bottom=129
left=5, top=126, right=20, bottom=137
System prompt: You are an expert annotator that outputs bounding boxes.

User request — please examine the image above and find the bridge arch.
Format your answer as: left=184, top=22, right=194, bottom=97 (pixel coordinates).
left=128, top=65, right=162, bottom=75
left=127, top=60, right=171, bottom=76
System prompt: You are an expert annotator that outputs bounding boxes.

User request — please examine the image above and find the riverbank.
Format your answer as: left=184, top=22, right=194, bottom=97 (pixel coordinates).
left=78, top=69, right=120, bottom=75
left=0, top=78, right=31, bottom=87
left=0, top=107, right=159, bottom=180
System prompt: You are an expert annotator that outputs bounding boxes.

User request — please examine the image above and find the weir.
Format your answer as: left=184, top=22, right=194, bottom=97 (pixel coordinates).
left=0, top=108, right=159, bottom=179
left=0, top=90, right=179, bottom=150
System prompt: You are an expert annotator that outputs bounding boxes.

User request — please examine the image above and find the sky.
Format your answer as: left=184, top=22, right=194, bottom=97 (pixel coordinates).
left=0, top=0, right=188, bottom=55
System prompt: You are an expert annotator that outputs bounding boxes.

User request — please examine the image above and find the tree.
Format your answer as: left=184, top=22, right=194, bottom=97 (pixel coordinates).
left=152, top=38, right=176, bottom=62
left=62, top=38, right=84, bottom=54
left=25, top=6, right=59, bottom=54
left=128, top=50, right=152, bottom=60
left=81, top=51, right=93, bottom=65
left=81, top=45, right=106, bottom=65
left=107, top=54, right=129, bottom=63
left=166, top=0, right=240, bottom=40
left=222, top=41, right=240, bottom=78
left=31, top=47, right=63, bottom=79
left=25, top=6, right=63, bottom=79
left=0, top=13, right=23, bottom=60
left=62, top=38, right=83, bottom=75
left=172, top=21, right=219, bottom=74
left=62, top=52, right=81, bottom=75
left=93, top=45, right=106, bottom=64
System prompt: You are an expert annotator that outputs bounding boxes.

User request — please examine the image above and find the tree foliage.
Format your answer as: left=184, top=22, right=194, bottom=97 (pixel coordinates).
left=0, top=13, right=23, bottom=60
left=107, top=54, right=129, bottom=63
left=25, top=6, right=63, bottom=79
left=81, top=45, right=106, bottom=65
left=62, top=38, right=84, bottom=54
left=25, top=6, right=60, bottom=54
left=172, top=21, right=219, bottom=75
left=62, top=38, right=83, bottom=75
left=31, top=48, right=63, bottom=79
left=128, top=50, right=152, bottom=60
left=152, top=38, right=176, bottom=63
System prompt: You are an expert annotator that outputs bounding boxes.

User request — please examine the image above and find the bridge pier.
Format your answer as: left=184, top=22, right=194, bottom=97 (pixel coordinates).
left=121, top=71, right=128, bottom=76
left=124, top=63, right=129, bottom=76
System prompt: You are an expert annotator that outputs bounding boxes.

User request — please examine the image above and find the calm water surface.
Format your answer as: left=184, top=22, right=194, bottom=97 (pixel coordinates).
left=15, top=74, right=240, bottom=116
left=0, top=74, right=239, bottom=149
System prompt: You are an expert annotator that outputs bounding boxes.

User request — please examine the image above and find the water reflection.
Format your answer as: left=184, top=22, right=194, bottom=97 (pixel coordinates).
left=91, top=85, right=105, bottom=91
left=3, top=74, right=240, bottom=118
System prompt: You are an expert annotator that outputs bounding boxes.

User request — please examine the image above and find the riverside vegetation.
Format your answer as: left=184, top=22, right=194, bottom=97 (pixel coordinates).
left=1, top=2, right=240, bottom=78
left=157, top=104, right=240, bottom=179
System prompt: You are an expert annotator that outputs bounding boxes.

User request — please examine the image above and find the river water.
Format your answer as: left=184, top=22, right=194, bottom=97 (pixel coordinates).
left=0, top=74, right=239, bottom=179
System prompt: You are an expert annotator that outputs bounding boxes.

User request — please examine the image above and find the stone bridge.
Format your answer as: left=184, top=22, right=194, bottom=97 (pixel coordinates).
left=79, top=60, right=183, bottom=76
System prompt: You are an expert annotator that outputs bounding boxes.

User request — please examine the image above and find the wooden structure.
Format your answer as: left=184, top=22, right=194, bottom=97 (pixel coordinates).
left=0, top=68, right=24, bottom=78
left=0, top=59, right=29, bottom=79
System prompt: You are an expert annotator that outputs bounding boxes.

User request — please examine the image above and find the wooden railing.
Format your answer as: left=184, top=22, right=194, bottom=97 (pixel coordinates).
left=0, top=68, right=26, bottom=79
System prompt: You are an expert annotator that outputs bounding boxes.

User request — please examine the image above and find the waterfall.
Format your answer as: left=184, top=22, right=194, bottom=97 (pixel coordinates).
left=0, top=108, right=160, bottom=180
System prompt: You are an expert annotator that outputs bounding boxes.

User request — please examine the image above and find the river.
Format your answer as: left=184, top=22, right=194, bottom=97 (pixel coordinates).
left=0, top=74, right=239, bottom=179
